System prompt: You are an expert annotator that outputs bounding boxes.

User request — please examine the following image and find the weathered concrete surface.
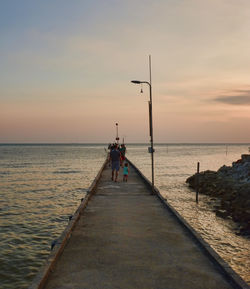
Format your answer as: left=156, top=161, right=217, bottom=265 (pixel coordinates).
left=44, top=164, right=238, bottom=289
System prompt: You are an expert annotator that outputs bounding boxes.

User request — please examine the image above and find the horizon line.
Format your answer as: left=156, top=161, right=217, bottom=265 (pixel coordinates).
left=0, top=142, right=250, bottom=145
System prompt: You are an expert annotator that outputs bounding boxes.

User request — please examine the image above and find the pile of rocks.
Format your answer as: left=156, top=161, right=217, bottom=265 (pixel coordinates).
left=186, top=154, right=250, bottom=235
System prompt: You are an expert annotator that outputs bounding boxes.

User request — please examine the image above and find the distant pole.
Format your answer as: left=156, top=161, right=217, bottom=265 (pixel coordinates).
left=149, top=55, right=152, bottom=85
left=116, top=123, right=119, bottom=144
left=196, top=162, right=200, bottom=203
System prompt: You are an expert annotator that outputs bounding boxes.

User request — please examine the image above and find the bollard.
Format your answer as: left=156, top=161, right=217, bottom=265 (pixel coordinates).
left=196, top=162, right=200, bottom=203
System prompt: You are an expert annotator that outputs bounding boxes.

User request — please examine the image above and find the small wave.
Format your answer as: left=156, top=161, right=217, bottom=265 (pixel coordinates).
left=0, top=171, right=10, bottom=175
left=66, top=187, right=88, bottom=193
left=0, top=211, right=21, bottom=217
left=160, top=173, right=190, bottom=177
left=30, top=189, right=47, bottom=193
left=53, top=170, right=81, bottom=174
left=7, top=163, right=32, bottom=169
left=50, top=216, right=67, bottom=223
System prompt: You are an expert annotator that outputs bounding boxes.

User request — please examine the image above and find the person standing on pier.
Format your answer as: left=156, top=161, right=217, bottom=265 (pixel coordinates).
left=123, top=162, right=129, bottom=182
left=119, top=144, right=126, bottom=167
left=109, top=144, right=121, bottom=182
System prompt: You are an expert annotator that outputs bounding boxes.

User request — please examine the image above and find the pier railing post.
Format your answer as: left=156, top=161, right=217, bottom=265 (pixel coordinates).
left=196, top=162, right=200, bottom=203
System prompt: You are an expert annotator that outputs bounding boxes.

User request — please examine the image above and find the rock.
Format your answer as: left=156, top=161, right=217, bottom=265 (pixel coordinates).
left=186, top=154, right=250, bottom=235
left=241, top=154, right=250, bottom=162
left=221, top=200, right=231, bottom=210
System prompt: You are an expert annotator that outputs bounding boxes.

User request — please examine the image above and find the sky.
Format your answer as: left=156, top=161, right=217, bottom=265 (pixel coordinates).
left=1, top=0, right=250, bottom=143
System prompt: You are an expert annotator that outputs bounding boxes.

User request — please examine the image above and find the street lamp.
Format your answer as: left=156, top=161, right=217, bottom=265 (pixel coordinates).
left=131, top=56, right=155, bottom=192
left=115, top=123, right=119, bottom=143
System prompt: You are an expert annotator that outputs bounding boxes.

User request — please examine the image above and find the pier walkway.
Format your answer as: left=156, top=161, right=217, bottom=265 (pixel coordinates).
left=36, top=160, right=248, bottom=289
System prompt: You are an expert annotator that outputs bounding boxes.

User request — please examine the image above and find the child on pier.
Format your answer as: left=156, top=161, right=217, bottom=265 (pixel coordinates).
left=123, top=163, right=129, bottom=182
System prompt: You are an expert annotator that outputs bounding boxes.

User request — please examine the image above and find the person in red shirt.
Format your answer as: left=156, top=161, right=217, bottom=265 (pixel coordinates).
left=109, top=144, right=121, bottom=182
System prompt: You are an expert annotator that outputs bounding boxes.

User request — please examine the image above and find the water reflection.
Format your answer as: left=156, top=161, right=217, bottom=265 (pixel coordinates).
left=127, top=144, right=250, bottom=284
left=0, top=144, right=107, bottom=289
left=0, top=144, right=249, bottom=288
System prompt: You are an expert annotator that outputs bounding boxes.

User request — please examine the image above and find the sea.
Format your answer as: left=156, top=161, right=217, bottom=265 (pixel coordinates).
left=0, top=143, right=249, bottom=289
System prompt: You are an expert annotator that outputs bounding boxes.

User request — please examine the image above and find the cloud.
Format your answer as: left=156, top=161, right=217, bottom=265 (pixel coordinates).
left=214, top=90, right=250, bottom=105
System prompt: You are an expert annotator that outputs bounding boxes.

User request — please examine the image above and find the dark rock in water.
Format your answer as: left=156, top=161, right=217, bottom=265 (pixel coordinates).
left=241, top=154, right=250, bottom=162
left=186, top=154, right=250, bottom=235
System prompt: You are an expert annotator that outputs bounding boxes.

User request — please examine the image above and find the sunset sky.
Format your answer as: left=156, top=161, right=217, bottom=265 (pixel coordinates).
left=1, top=0, right=250, bottom=143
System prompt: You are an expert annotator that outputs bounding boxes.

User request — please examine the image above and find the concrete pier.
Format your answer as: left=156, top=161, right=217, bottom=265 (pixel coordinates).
left=31, top=159, right=249, bottom=289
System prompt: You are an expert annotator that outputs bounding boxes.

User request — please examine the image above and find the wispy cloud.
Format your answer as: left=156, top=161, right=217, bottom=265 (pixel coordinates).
left=214, top=90, right=250, bottom=105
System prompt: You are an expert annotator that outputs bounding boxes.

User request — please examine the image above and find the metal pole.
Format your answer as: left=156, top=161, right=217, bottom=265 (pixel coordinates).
left=130, top=55, right=155, bottom=192
left=196, top=162, right=200, bottom=203
left=149, top=55, right=154, bottom=192
left=149, top=55, right=152, bottom=86
left=116, top=123, right=119, bottom=144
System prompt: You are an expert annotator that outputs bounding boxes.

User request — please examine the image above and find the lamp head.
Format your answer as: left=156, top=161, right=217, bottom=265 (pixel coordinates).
left=131, top=80, right=141, bottom=84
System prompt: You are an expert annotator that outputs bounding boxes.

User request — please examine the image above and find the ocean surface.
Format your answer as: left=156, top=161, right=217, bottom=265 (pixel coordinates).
left=0, top=143, right=249, bottom=288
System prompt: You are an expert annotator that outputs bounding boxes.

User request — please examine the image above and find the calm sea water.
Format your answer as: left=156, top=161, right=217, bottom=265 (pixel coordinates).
left=0, top=143, right=249, bottom=288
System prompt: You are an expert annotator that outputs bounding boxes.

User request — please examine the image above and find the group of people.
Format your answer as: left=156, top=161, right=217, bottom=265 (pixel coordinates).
left=108, top=143, right=129, bottom=182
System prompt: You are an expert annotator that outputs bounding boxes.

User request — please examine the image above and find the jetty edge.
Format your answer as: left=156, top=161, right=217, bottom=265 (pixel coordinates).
left=28, top=154, right=109, bottom=289
left=29, top=156, right=249, bottom=289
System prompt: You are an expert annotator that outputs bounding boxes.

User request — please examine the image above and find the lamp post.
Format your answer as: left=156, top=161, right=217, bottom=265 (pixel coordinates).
left=131, top=56, right=155, bottom=192
left=115, top=122, right=119, bottom=144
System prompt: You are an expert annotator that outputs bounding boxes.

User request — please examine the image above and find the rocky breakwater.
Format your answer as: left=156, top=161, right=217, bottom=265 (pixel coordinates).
left=186, top=154, right=250, bottom=235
